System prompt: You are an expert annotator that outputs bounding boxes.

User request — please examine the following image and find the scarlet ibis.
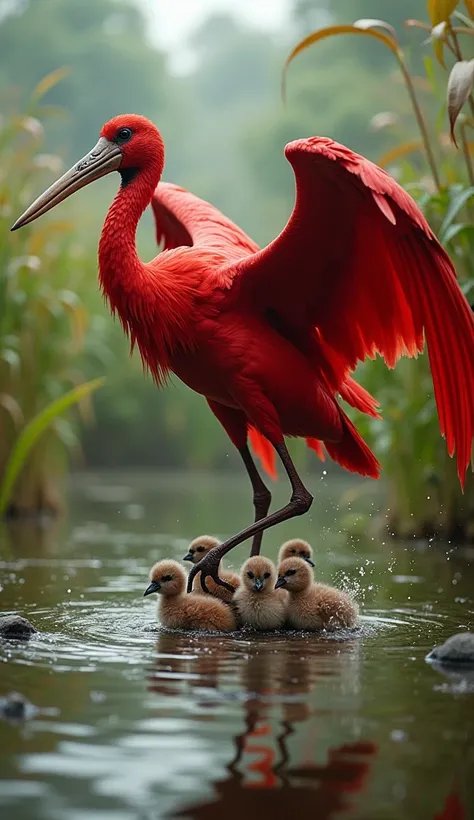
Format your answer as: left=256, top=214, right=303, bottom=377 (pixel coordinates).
left=12, top=114, right=474, bottom=594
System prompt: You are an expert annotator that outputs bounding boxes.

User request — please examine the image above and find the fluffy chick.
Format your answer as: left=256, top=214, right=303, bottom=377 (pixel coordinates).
left=276, top=557, right=358, bottom=631
left=234, top=556, right=287, bottom=630
left=278, top=538, right=314, bottom=567
left=183, top=535, right=240, bottom=602
left=144, top=559, right=236, bottom=632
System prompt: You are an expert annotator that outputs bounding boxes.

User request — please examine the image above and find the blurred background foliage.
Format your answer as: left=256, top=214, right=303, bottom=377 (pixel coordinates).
left=0, top=0, right=472, bottom=537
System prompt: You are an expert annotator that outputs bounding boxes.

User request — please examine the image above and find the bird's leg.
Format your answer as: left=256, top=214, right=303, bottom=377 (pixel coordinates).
left=188, top=441, right=312, bottom=593
left=239, top=445, right=272, bottom=556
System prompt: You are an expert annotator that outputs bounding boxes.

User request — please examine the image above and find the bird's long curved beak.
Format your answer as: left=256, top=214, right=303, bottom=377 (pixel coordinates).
left=183, top=553, right=194, bottom=562
left=144, top=580, right=161, bottom=597
left=275, top=576, right=287, bottom=590
left=305, top=558, right=315, bottom=567
left=11, top=137, right=122, bottom=231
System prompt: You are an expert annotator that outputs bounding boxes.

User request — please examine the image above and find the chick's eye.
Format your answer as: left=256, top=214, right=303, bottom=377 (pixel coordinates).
left=286, top=569, right=296, bottom=577
left=291, top=549, right=296, bottom=554
left=263, top=572, right=271, bottom=579
left=161, top=574, right=173, bottom=582
left=116, top=127, right=132, bottom=143
left=197, top=546, right=205, bottom=553
left=299, top=552, right=306, bottom=558
left=247, top=571, right=254, bottom=579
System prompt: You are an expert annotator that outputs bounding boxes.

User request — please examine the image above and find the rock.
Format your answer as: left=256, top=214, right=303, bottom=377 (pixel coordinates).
left=0, top=692, right=40, bottom=723
left=427, top=632, right=474, bottom=666
left=0, top=614, right=38, bottom=640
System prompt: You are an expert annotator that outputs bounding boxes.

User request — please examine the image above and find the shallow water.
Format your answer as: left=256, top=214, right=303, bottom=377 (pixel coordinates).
left=1, top=471, right=473, bottom=820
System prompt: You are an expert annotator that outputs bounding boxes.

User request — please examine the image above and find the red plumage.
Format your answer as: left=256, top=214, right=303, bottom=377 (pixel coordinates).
left=95, top=118, right=473, bottom=487
left=12, top=114, right=474, bottom=582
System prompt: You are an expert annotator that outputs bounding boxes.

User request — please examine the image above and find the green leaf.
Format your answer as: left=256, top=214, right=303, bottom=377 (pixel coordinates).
left=441, top=221, right=474, bottom=243
left=439, top=186, right=474, bottom=237
left=447, top=59, right=474, bottom=144
left=0, top=377, right=104, bottom=518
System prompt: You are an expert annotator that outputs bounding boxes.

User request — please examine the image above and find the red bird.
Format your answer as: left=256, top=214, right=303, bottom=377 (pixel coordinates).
left=12, top=114, right=474, bottom=592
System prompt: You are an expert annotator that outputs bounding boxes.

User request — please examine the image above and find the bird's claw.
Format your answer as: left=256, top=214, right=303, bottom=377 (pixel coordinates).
left=186, top=548, right=235, bottom=595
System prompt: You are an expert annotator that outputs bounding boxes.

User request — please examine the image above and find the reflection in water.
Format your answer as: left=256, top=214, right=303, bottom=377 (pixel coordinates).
left=148, top=632, right=378, bottom=818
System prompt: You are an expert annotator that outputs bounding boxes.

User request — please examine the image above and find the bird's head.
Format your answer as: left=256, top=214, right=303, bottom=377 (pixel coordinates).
left=11, top=114, right=165, bottom=231
left=144, top=559, right=185, bottom=598
left=278, top=538, right=314, bottom=567
left=240, top=556, right=277, bottom=593
left=183, top=535, right=219, bottom=564
left=275, top=557, right=312, bottom=593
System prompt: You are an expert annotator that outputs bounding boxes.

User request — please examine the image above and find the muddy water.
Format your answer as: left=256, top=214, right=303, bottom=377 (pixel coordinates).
left=0, top=471, right=473, bottom=820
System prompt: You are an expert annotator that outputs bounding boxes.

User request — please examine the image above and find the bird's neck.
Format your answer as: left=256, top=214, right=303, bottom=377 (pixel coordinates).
left=98, top=166, right=158, bottom=306
left=98, top=165, right=195, bottom=384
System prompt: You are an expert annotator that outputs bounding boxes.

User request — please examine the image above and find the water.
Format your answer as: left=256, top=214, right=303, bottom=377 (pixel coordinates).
left=1, top=471, right=473, bottom=820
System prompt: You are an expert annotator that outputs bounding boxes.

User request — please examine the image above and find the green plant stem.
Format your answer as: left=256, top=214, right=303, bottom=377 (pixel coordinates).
left=460, top=124, right=474, bottom=184
left=396, top=51, right=442, bottom=190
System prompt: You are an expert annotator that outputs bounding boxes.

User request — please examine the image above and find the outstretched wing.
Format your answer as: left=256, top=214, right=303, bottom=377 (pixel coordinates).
left=233, top=137, right=474, bottom=487
left=151, top=181, right=259, bottom=262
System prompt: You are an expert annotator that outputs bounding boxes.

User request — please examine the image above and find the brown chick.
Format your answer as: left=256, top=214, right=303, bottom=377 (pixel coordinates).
left=233, top=556, right=287, bottom=630
left=183, top=535, right=240, bottom=602
left=144, top=559, right=236, bottom=632
left=275, top=557, right=358, bottom=631
left=278, top=538, right=314, bottom=567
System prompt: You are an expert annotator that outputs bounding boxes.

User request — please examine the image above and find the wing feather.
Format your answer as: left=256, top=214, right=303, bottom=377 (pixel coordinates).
left=234, top=137, right=474, bottom=486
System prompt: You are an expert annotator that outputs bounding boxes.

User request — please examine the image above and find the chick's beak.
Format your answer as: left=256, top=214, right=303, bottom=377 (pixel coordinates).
left=305, top=558, right=315, bottom=567
left=11, top=137, right=122, bottom=231
left=253, top=578, right=264, bottom=592
left=144, top=580, right=161, bottom=597
left=275, top=576, right=287, bottom=590
left=183, top=553, right=194, bottom=562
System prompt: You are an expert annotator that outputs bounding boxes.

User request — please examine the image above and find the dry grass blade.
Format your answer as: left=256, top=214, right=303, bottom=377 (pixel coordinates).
left=447, top=59, right=474, bottom=143
left=378, top=141, right=424, bottom=167
left=405, top=19, right=432, bottom=31
left=31, top=67, right=71, bottom=101
left=282, top=25, right=400, bottom=101
left=353, top=19, right=398, bottom=41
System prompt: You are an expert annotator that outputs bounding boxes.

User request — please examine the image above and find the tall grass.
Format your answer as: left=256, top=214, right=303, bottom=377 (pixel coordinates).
left=286, top=3, right=474, bottom=540
left=0, top=74, right=101, bottom=517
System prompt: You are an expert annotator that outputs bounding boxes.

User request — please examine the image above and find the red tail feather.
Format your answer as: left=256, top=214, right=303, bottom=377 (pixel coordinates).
left=325, top=409, right=381, bottom=479
left=306, top=437, right=325, bottom=460
left=248, top=427, right=277, bottom=479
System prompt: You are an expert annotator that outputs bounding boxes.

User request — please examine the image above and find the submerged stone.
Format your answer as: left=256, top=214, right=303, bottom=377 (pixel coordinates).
left=0, top=614, right=38, bottom=640
left=427, top=632, right=474, bottom=666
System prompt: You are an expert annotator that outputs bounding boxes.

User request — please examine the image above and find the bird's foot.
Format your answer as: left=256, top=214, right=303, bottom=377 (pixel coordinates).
left=186, top=546, right=235, bottom=595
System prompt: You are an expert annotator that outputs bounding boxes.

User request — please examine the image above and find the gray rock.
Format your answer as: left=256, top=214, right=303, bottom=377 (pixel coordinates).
left=0, top=614, right=37, bottom=640
left=427, top=632, right=474, bottom=666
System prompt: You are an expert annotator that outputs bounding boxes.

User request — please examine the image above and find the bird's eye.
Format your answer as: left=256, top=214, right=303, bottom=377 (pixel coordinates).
left=197, top=546, right=205, bottom=553
left=115, top=127, right=132, bottom=143
left=247, top=571, right=255, bottom=579
left=286, top=569, right=296, bottom=577
left=299, top=552, right=306, bottom=558
left=291, top=549, right=296, bottom=554
left=161, top=574, right=173, bottom=582
left=263, top=572, right=271, bottom=579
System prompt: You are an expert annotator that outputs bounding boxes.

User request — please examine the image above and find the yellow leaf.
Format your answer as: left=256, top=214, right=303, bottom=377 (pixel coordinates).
left=378, top=141, right=424, bottom=167
left=427, top=0, right=459, bottom=25
left=431, top=21, right=448, bottom=67
left=31, top=67, right=71, bottom=101
left=283, top=25, right=400, bottom=100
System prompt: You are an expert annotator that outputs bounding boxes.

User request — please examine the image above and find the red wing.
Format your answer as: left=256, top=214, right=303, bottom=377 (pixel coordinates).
left=234, top=138, right=474, bottom=486
left=151, top=181, right=259, bottom=258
